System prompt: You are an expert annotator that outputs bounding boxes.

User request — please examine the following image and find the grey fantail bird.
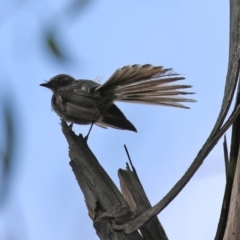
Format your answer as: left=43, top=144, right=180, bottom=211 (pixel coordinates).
left=40, top=64, right=196, bottom=135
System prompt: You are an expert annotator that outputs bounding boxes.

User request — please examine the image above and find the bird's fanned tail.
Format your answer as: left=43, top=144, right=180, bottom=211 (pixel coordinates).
left=97, top=64, right=196, bottom=109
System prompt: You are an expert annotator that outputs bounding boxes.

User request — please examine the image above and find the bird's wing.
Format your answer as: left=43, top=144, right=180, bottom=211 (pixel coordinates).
left=54, top=89, right=101, bottom=122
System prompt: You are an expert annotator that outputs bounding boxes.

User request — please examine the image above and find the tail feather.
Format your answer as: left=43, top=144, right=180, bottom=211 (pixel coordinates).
left=122, top=91, right=194, bottom=97
left=116, top=77, right=186, bottom=89
left=116, top=84, right=193, bottom=95
left=119, top=100, right=191, bottom=109
left=120, top=96, right=195, bottom=103
left=96, top=64, right=196, bottom=109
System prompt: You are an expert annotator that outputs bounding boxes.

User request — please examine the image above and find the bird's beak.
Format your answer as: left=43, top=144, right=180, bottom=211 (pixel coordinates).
left=40, top=82, right=51, bottom=88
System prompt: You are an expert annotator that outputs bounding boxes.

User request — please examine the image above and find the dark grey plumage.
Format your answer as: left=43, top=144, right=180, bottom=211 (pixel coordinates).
left=40, top=64, right=196, bottom=132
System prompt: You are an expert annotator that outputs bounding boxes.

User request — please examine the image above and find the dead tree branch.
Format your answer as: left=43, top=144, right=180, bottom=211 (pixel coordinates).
left=61, top=120, right=167, bottom=239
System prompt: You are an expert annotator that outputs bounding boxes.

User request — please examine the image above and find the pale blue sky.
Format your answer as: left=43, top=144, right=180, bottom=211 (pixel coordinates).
left=0, top=1, right=229, bottom=239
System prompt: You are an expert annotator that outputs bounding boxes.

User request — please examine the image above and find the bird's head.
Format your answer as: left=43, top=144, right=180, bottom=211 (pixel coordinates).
left=40, top=74, right=75, bottom=91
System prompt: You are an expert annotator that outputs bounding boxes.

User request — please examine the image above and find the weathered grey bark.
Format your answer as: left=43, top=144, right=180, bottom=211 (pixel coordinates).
left=61, top=120, right=167, bottom=239
left=214, top=1, right=240, bottom=239
left=223, top=147, right=240, bottom=239
left=118, top=164, right=168, bottom=240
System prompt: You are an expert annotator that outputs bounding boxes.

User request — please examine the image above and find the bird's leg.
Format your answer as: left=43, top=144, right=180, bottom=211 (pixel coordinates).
left=84, top=122, right=94, bottom=141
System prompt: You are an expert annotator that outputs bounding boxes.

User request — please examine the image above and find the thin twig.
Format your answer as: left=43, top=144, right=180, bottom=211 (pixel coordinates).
left=124, top=145, right=138, bottom=180
left=223, top=135, right=229, bottom=179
